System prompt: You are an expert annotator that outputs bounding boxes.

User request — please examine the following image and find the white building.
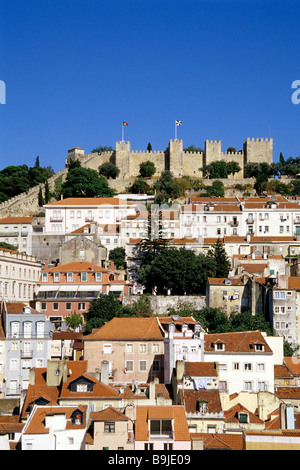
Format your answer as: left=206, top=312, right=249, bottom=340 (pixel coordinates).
left=21, top=405, right=88, bottom=450
left=203, top=330, right=280, bottom=395
left=0, top=216, right=36, bottom=256
left=0, top=248, right=42, bottom=302
left=44, top=197, right=137, bottom=235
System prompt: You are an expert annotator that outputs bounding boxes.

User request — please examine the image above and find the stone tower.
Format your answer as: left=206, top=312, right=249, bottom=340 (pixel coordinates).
left=204, top=140, right=222, bottom=166
left=115, top=140, right=131, bottom=179
left=168, top=139, right=183, bottom=177
left=243, top=138, right=273, bottom=166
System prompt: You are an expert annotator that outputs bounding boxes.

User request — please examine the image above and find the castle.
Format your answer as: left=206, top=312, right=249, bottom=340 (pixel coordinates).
left=66, top=137, right=273, bottom=180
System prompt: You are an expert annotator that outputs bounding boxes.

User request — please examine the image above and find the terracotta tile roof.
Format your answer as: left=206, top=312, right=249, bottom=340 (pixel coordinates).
left=284, top=357, right=300, bottom=376
left=43, top=261, right=108, bottom=273
left=182, top=389, right=222, bottom=414
left=0, top=217, right=35, bottom=224
left=207, top=277, right=244, bottom=286
left=191, top=432, right=244, bottom=450
left=23, top=405, right=87, bottom=435
left=240, top=263, right=268, bottom=273
left=135, top=406, right=190, bottom=442
left=21, top=384, right=60, bottom=419
left=224, top=403, right=264, bottom=424
left=90, top=407, right=129, bottom=422
left=5, top=302, right=40, bottom=315
left=45, top=197, right=135, bottom=207
left=59, top=371, right=120, bottom=399
left=287, top=278, right=300, bottom=290
left=204, top=331, right=273, bottom=354
left=184, top=362, right=218, bottom=377
left=83, top=317, right=164, bottom=341
left=275, top=386, right=300, bottom=399
left=274, top=364, right=294, bottom=379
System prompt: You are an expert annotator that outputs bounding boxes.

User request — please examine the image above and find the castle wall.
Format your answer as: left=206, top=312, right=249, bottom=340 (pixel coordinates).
left=243, top=138, right=273, bottom=166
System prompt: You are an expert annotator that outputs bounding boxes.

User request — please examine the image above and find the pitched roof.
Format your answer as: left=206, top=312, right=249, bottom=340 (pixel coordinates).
left=90, top=407, right=130, bottom=422
left=274, top=364, right=294, bottom=379
left=224, top=403, right=264, bottom=424
left=83, top=317, right=164, bottom=341
left=204, top=331, right=273, bottom=354
left=45, top=197, right=135, bottom=207
left=184, top=362, right=218, bottom=377
left=5, top=302, right=40, bottom=315
left=43, top=261, right=108, bottom=273
left=191, top=432, right=244, bottom=450
left=59, top=372, right=120, bottom=399
left=182, top=389, right=222, bottom=414
left=135, top=406, right=190, bottom=442
left=274, top=386, right=300, bottom=400
left=207, top=277, right=244, bottom=286
left=23, top=405, right=87, bottom=435
left=0, top=217, right=35, bottom=224
left=284, top=357, right=300, bottom=376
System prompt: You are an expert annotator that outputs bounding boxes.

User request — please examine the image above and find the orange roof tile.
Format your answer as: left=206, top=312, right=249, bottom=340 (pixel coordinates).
left=43, top=261, right=108, bottom=273
left=191, top=432, right=244, bottom=450
left=0, top=217, right=35, bottom=224
left=45, top=197, right=135, bottom=207
left=204, top=331, right=273, bottom=354
left=184, top=362, right=218, bottom=377
left=83, top=317, right=164, bottom=341
left=135, top=406, right=190, bottom=442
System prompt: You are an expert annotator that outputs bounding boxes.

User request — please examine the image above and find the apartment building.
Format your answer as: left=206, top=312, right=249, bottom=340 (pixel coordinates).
left=83, top=317, right=165, bottom=384
left=34, top=260, right=133, bottom=327
left=43, top=197, right=137, bottom=235
left=0, top=248, right=42, bottom=302
left=0, top=217, right=36, bottom=255
left=2, top=302, right=51, bottom=398
left=203, top=331, right=277, bottom=395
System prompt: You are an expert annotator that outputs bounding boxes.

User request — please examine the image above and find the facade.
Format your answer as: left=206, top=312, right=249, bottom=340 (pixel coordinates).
left=86, top=407, right=134, bottom=451
left=83, top=317, right=165, bottom=384
left=43, top=197, right=137, bottom=235
left=34, top=260, right=133, bottom=327
left=0, top=248, right=42, bottom=303
left=134, top=405, right=191, bottom=451
left=0, top=216, right=36, bottom=255
left=2, top=302, right=51, bottom=398
left=203, top=331, right=276, bottom=395
left=21, top=404, right=88, bottom=450
left=206, top=276, right=251, bottom=314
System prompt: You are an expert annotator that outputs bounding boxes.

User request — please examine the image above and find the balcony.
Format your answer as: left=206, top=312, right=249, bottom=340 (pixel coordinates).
left=229, top=220, right=239, bottom=227
left=21, top=348, right=33, bottom=358
left=50, top=217, right=63, bottom=222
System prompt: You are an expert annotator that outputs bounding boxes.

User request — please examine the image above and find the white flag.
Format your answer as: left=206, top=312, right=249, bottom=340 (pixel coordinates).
left=175, top=120, right=182, bottom=126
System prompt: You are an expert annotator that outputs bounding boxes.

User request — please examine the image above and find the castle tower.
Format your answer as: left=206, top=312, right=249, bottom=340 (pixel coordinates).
left=168, top=139, right=183, bottom=177
left=204, top=140, right=222, bottom=166
left=243, top=138, right=273, bottom=166
left=115, top=140, right=131, bottom=179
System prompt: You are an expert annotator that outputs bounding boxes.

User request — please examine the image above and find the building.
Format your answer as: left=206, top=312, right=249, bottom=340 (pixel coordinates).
left=86, top=407, right=134, bottom=451
left=83, top=317, right=165, bottom=384
left=43, top=197, right=137, bottom=236
left=0, top=248, right=42, bottom=303
left=21, top=404, right=88, bottom=450
left=134, top=405, right=191, bottom=451
left=2, top=302, right=52, bottom=398
left=206, top=276, right=251, bottom=314
left=34, top=260, right=133, bottom=328
left=203, top=330, right=276, bottom=395
left=0, top=216, right=37, bottom=255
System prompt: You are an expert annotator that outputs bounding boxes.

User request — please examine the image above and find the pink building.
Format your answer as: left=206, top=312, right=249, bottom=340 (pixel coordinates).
left=34, top=260, right=133, bottom=327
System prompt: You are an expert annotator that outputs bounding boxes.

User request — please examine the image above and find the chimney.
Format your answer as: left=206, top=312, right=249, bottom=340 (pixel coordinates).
left=149, top=381, right=156, bottom=401
left=91, top=258, right=95, bottom=271
left=101, top=360, right=109, bottom=386
left=44, top=260, right=48, bottom=269
left=110, top=260, right=115, bottom=271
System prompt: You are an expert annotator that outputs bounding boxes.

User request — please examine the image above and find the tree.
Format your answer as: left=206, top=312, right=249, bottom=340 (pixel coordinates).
left=38, top=187, right=44, bottom=207
left=129, top=178, right=150, bottom=194
left=229, top=311, right=273, bottom=335
left=208, top=238, right=231, bottom=278
left=109, top=247, right=126, bottom=269
left=65, top=312, right=83, bottom=330
left=193, top=307, right=231, bottom=333
left=84, top=294, right=124, bottom=334
left=128, top=295, right=153, bottom=317
left=183, top=145, right=203, bottom=152
left=91, top=145, right=113, bottom=153
left=61, top=167, right=115, bottom=198
left=138, top=246, right=217, bottom=295
left=201, top=180, right=225, bottom=197
left=44, top=179, right=50, bottom=204
left=99, top=162, right=120, bottom=179
left=227, top=147, right=237, bottom=153
left=34, top=156, right=40, bottom=168
left=227, top=161, right=241, bottom=176
left=147, top=143, right=152, bottom=152
left=139, top=161, right=156, bottom=178
left=154, top=171, right=180, bottom=203
left=203, top=161, right=228, bottom=179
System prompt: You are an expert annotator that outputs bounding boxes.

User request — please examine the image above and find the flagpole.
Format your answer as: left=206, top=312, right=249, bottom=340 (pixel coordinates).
left=175, top=120, right=177, bottom=140
left=122, top=123, right=124, bottom=142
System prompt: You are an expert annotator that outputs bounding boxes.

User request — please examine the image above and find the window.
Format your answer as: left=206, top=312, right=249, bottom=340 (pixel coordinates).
left=53, top=302, right=59, bottom=311
left=139, top=343, right=147, bottom=354
left=152, top=360, right=160, bottom=372
left=125, top=360, right=133, bottom=372
left=78, top=302, right=86, bottom=310
left=95, top=272, right=102, bottom=282
left=53, top=273, right=60, bottom=282
left=67, top=272, right=73, bottom=282
left=104, top=422, right=115, bottom=433
left=150, top=419, right=172, bottom=437
left=41, top=302, right=47, bottom=311
left=77, top=383, right=88, bottom=392
left=103, top=344, right=112, bottom=354
left=239, top=413, right=248, bottom=423
left=233, top=362, right=240, bottom=370
left=257, top=363, right=265, bottom=371
left=139, top=360, right=147, bottom=371
left=126, top=343, right=134, bottom=353
left=66, top=302, right=72, bottom=310
left=244, top=381, right=253, bottom=391
left=244, top=363, right=252, bottom=371
left=215, top=342, right=225, bottom=351
left=81, top=272, right=87, bottom=282
left=36, top=322, right=44, bottom=338
left=10, top=359, right=18, bottom=370
left=152, top=344, right=160, bottom=353
left=42, top=273, right=48, bottom=282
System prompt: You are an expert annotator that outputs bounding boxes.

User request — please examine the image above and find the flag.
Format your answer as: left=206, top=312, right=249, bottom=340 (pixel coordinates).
left=123, top=121, right=129, bottom=127
left=175, top=120, right=182, bottom=126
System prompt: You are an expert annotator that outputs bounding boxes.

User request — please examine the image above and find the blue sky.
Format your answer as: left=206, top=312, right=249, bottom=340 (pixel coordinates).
left=0, top=0, right=300, bottom=172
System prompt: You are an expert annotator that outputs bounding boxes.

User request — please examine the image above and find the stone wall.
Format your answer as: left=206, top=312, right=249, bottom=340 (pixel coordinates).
left=123, top=294, right=206, bottom=316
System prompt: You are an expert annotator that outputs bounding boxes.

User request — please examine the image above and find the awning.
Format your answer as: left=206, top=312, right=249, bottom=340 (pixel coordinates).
left=109, top=285, right=124, bottom=292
